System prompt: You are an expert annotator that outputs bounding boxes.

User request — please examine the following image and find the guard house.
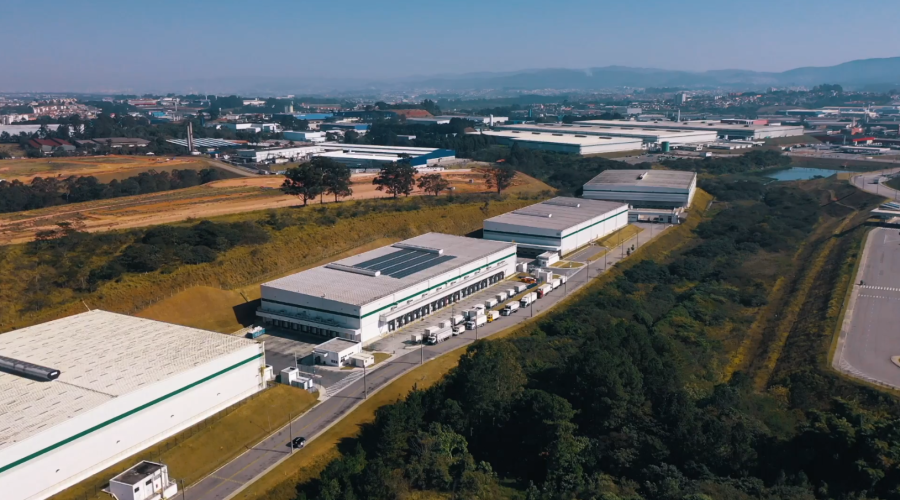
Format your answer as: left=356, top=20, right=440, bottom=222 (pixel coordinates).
left=313, top=338, right=362, bottom=366
left=108, top=461, right=177, bottom=500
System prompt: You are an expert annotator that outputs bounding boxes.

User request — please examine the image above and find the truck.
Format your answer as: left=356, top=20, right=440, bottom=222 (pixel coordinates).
left=537, top=284, right=552, bottom=299
left=452, top=325, right=465, bottom=336
left=451, top=314, right=465, bottom=326
left=501, top=301, right=520, bottom=316
left=487, top=311, right=500, bottom=322
left=484, top=298, right=498, bottom=309
left=495, top=292, right=508, bottom=302
left=426, top=329, right=453, bottom=345
left=506, top=288, right=516, bottom=298
left=520, top=292, right=537, bottom=307
left=551, top=278, right=561, bottom=290
left=557, top=275, right=567, bottom=284
left=514, top=284, right=528, bottom=294
left=465, top=314, right=487, bottom=330
left=246, top=326, right=266, bottom=339
left=410, top=333, right=423, bottom=344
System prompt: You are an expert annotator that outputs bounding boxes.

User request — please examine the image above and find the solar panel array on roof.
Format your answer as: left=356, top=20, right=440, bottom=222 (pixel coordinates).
left=343, top=248, right=457, bottom=279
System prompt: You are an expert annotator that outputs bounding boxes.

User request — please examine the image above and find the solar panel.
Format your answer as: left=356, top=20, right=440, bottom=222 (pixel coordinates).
left=378, top=252, right=440, bottom=275
left=389, top=255, right=456, bottom=279
left=355, top=249, right=416, bottom=269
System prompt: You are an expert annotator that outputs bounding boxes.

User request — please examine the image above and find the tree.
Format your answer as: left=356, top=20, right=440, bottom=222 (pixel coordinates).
left=417, top=173, right=449, bottom=196
left=281, top=162, right=324, bottom=206
left=320, top=158, right=353, bottom=202
left=483, top=164, right=516, bottom=194
left=373, top=162, right=416, bottom=198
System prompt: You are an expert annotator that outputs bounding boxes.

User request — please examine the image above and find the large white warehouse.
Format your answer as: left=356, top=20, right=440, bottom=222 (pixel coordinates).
left=494, top=122, right=716, bottom=146
left=583, top=169, right=697, bottom=209
left=477, top=130, right=643, bottom=155
left=0, top=310, right=266, bottom=500
left=483, top=197, right=629, bottom=256
left=257, top=233, right=517, bottom=343
left=580, top=119, right=805, bottom=140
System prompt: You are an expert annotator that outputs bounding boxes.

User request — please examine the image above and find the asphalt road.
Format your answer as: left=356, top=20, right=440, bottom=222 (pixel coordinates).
left=180, top=224, right=665, bottom=500
left=850, top=168, right=900, bottom=199
left=833, top=227, right=900, bottom=388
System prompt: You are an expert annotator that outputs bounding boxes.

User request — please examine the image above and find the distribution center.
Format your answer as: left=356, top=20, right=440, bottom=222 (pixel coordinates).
left=494, top=122, right=717, bottom=146
left=257, top=233, right=517, bottom=343
left=477, top=129, right=643, bottom=155
left=582, top=169, right=697, bottom=209
left=483, top=197, right=629, bottom=256
left=579, top=119, right=804, bottom=140
left=0, top=310, right=267, bottom=500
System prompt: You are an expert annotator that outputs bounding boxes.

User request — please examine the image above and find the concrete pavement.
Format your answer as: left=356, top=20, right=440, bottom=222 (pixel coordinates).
left=179, top=223, right=667, bottom=500
left=833, top=227, right=900, bottom=389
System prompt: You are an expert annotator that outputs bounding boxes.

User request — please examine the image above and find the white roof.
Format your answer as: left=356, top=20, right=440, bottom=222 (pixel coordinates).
left=585, top=169, right=696, bottom=190
left=479, top=130, right=642, bottom=146
left=263, top=233, right=515, bottom=306
left=0, top=310, right=256, bottom=451
left=495, top=122, right=714, bottom=141
left=485, top=197, right=628, bottom=233
left=313, top=337, right=360, bottom=354
left=580, top=119, right=804, bottom=133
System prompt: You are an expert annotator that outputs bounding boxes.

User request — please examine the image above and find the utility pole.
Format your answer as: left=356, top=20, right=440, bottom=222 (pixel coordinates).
left=363, top=363, right=367, bottom=399
left=420, top=344, right=424, bottom=365
left=288, top=411, right=293, bottom=454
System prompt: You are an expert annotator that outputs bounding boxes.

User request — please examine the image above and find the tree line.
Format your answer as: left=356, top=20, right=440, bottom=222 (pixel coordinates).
left=281, top=158, right=518, bottom=204
left=0, top=168, right=222, bottom=213
left=292, top=179, right=900, bottom=500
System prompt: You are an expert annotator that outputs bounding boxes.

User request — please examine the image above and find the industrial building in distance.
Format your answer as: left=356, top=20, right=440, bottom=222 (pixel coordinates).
left=257, top=233, right=517, bottom=343
left=493, top=122, right=717, bottom=147
left=477, top=129, right=643, bottom=155
left=583, top=169, right=697, bottom=209
left=579, top=119, right=805, bottom=140
left=483, top=197, right=629, bottom=256
left=0, top=310, right=267, bottom=500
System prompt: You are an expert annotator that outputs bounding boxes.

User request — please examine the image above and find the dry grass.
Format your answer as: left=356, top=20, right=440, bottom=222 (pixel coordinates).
left=550, top=261, right=584, bottom=268
left=137, top=286, right=256, bottom=333
left=50, top=385, right=317, bottom=500
left=0, top=155, right=220, bottom=183
left=0, top=143, right=26, bottom=157
left=586, top=225, right=645, bottom=262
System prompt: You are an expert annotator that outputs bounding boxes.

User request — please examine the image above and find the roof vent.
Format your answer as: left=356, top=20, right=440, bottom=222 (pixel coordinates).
left=544, top=199, right=582, bottom=208
left=325, top=263, right=381, bottom=277
left=0, top=355, right=60, bottom=381
left=513, top=209, right=552, bottom=218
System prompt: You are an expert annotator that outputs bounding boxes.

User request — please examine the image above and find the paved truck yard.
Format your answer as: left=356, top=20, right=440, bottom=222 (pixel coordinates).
left=834, top=227, right=900, bottom=388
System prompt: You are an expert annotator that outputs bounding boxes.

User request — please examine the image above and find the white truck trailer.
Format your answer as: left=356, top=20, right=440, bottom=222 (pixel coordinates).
left=520, top=292, right=537, bottom=307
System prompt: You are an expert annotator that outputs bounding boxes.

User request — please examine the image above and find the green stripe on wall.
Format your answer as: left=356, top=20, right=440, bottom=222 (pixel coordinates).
left=0, top=353, right=263, bottom=476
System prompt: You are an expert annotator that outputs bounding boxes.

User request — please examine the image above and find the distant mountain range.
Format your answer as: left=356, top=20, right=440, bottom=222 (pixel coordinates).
left=394, top=57, right=900, bottom=92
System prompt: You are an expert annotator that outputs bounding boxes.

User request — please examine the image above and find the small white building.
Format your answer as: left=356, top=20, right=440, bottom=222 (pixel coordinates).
left=349, top=352, right=375, bottom=368
left=236, top=146, right=323, bottom=163
left=108, top=461, right=177, bottom=500
left=483, top=197, right=629, bottom=257
left=283, top=131, right=326, bottom=143
left=313, top=338, right=362, bottom=366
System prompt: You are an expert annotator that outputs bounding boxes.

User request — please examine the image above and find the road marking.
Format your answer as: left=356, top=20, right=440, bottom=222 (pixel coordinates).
left=860, top=285, right=900, bottom=293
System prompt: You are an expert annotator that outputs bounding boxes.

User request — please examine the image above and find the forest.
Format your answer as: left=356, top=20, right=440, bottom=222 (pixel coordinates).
left=0, top=168, right=222, bottom=213
left=291, top=179, right=900, bottom=500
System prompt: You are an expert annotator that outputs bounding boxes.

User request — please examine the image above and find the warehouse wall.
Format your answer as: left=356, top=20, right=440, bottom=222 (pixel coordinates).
left=0, top=344, right=265, bottom=500
left=559, top=207, right=629, bottom=254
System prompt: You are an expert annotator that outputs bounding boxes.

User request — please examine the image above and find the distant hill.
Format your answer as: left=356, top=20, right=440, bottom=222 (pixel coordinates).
left=396, top=57, right=900, bottom=91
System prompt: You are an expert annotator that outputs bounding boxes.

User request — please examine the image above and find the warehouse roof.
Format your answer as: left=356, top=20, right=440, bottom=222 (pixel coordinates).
left=479, top=130, right=643, bottom=146
left=585, top=169, right=696, bottom=190
left=494, top=123, right=715, bottom=140
left=263, top=233, right=515, bottom=306
left=0, top=310, right=256, bottom=451
left=484, top=197, right=628, bottom=232
left=580, top=119, right=804, bottom=133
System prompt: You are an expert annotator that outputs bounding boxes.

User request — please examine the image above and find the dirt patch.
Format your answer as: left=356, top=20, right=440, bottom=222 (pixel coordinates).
left=0, top=155, right=223, bottom=183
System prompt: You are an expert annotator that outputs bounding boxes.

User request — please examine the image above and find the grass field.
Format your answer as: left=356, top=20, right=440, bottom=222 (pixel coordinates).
left=550, top=261, right=584, bottom=268
left=50, top=384, right=317, bottom=500
left=0, top=143, right=26, bottom=157
left=0, top=171, right=549, bottom=245
left=790, top=155, right=893, bottom=171
left=0, top=155, right=223, bottom=183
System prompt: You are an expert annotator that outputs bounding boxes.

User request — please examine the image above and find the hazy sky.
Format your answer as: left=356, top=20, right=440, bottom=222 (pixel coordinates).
left=2, top=0, right=899, bottom=92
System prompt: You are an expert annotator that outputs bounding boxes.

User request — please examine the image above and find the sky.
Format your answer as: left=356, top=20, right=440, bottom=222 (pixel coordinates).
left=2, top=0, right=900, bottom=93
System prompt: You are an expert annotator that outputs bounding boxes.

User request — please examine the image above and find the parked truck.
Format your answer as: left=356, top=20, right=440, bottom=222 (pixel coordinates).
left=410, top=333, right=423, bottom=344
left=495, top=292, right=508, bottom=302
left=487, top=310, right=500, bottom=322
left=520, top=292, right=537, bottom=307
left=451, top=314, right=465, bottom=326
left=246, top=326, right=266, bottom=339
left=551, top=278, right=561, bottom=290
left=506, top=288, right=516, bottom=298
left=484, top=298, right=498, bottom=309
left=426, top=329, right=453, bottom=345
left=466, top=314, right=487, bottom=330
left=501, top=301, right=520, bottom=316
left=537, top=284, right=553, bottom=299
left=514, top=284, right=528, bottom=293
